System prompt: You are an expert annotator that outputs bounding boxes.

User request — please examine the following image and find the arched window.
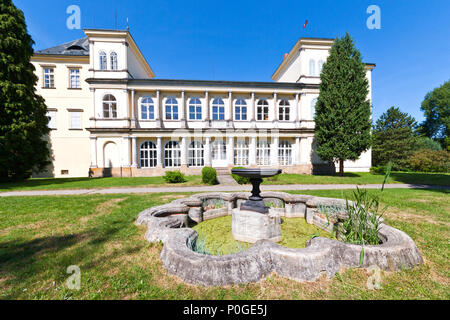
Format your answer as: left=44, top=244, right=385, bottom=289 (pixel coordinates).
left=256, top=140, right=270, bottom=165
left=99, top=51, right=107, bottom=70
left=188, top=141, right=204, bottom=167
left=278, top=141, right=292, bottom=165
left=140, top=97, right=154, bottom=120
left=140, top=141, right=157, bottom=168
left=165, top=97, right=178, bottom=120
left=189, top=97, right=202, bottom=120
left=102, top=94, right=117, bottom=118
left=234, top=140, right=249, bottom=166
left=257, top=99, right=269, bottom=121
left=164, top=141, right=181, bottom=167
left=110, top=52, right=118, bottom=70
left=234, top=98, right=247, bottom=121
left=318, top=60, right=324, bottom=75
left=311, top=98, right=318, bottom=120
left=309, top=59, right=316, bottom=76
left=212, top=98, right=225, bottom=120
left=279, top=99, right=290, bottom=121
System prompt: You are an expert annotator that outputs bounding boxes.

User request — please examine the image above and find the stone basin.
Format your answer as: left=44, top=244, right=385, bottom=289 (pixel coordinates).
left=231, top=168, right=282, bottom=178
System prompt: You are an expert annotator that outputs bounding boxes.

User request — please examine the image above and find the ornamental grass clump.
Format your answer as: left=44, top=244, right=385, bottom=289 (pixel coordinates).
left=337, top=187, right=384, bottom=246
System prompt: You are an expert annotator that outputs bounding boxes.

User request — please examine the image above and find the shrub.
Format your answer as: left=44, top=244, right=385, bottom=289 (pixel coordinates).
left=369, top=165, right=386, bottom=175
left=230, top=167, right=251, bottom=184
left=202, top=167, right=218, bottom=185
left=407, top=149, right=450, bottom=173
left=163, top=170, right=186, bottom=183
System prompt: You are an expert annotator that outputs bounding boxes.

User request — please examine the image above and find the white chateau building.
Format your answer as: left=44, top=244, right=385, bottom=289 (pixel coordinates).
left=31, top=29, right=375, bottom=178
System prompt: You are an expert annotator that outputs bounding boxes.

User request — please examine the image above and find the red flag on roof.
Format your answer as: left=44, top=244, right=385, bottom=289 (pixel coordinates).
left=303, top=20, right=308, bottom=29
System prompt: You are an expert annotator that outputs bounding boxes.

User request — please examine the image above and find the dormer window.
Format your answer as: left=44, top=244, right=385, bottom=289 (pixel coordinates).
left=99, top=51, right=107, bottom=70
left=110, top=52, right=118, bottom=70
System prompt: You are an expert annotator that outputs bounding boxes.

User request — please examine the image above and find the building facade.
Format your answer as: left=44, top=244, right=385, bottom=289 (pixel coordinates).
left=31, top=29, right=375, bottom=178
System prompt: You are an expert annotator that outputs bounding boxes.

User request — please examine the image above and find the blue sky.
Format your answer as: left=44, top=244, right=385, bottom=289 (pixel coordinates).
left=14, top=0, right=450, bottom=123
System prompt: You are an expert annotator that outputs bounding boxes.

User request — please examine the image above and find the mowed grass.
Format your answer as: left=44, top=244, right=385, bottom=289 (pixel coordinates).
left=262, top=171, right=450, bottom=186
left=1, top=171, right=447, bottom=193
left=0, top=188, right=448, bottom=300
left=0, top=175, right=203, bottom=192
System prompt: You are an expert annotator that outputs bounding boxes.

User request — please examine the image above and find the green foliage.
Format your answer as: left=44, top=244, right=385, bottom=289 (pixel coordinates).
left=337, top=187, right=383, bottom=246
left=414, top=136, right=442, bottom=151
left=372, top=107, right=417, bottom=170
left=314, top=32, right=372, bottom=176
left=418, top=80, right=449, bottom=145
left=370, top=165, right=387, bottom=175
left=407, top=149, right=450, bottom=173
left=231, top=167, right=251, bottom=184
left=201, top=167, right=218, bottom=185
left=0, top=0, right=51, bottom=181
left=162, top=171, right=186, bottom=183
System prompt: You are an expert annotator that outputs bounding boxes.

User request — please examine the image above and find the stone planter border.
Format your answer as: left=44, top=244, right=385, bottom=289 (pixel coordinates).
left=136, top=192, right=423, bottom=286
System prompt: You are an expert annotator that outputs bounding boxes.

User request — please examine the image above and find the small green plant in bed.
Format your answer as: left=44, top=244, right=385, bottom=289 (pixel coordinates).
left=265, top=200, right=285, bottom=208
left=163, top=170, right=187, bottom=183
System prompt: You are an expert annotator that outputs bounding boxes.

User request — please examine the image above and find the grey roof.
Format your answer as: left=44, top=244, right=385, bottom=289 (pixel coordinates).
left=35, top=37, right=89, bottom=56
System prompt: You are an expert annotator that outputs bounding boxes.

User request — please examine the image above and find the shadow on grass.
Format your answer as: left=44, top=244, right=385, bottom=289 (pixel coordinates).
left=388, top=172, right=450, bottom=186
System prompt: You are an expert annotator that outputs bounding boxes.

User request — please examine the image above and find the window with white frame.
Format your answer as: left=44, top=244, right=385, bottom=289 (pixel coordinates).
left=211, top=140, right=227, bottom=160
left=279, top=99, right=290, bottom=121
left=110, top=52, right=118, bottom=70
left=69, top=68, right=80, bottom=88
left=103, top=94, right=117, bottom=118
left=46, top=110, right=56, bottom=129
left=189, top=97, right=202, bottom=120
left=188, top=141, right=204, bottom=167
left=43, top=68, right=54, bottom=88
left=99, top=51, right=107, bottom=70
left=140, top=97, right=154, bottom=120
left=311, top=98, right=317, bottom=120
left=318, top=60, right=324, bottom=75
left=69, top=111, right=82, bottom=129
left=256, top=140, right=270, bottom=165
left=234, top=140, right=249, bottom=166
left=140, top=141, right=157, bottom=168
left=234, top=99, right=247, bottom=121
left=309, top=59, right=316, bottom=76
left=164, top=141, right=181, bottom=167
left=278, top=141, right=292, bottom=165
left=165, top=97, right=179, bottom=120
left=212, top=98, right=225, bottom=120
left=257, top=99, right=269, bottom=121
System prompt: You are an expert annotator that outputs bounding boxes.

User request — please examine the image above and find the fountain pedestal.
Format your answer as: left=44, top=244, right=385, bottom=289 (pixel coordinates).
left=232, top=208, right=281, bottom=243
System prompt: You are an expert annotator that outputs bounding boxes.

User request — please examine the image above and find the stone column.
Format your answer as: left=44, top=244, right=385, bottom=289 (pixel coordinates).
left=249, top=136, right=257, bottom=166
left=90, top=88, right=97, bottom=128
left=122, top=136, right=131, bottom=167
left=227, top=91, right=233, bottom=128
left=90, top=136, right=97, bottom=168
left=155, top=90, right=161, bottom=128
left=295, top=93, right=300, bottom=123
left=181, top=136, right=187, bottom=166
left=271, top=136, right=279, bottom=166
left=131, top=136, right=138, bottom=167
left=227, top=136, right=234, bottom=166
left=273, top=92, right=278, bottom=122
left=156, top=136, right=163, bottom=167
left=295, top=137, right=300, bottom=165
left=180, top=90, right=186, bottom=127
left=205, top=91, right=210, bottom=126
left=131, top=89, right=136, bottom=128
left=205, top=136, right=211, bottom=166
left=250, top=92, right=256, bottom=121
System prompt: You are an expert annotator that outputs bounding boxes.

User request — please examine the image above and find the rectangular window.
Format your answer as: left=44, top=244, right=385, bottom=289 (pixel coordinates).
left=43, top=68, right=54, bottom=88
left=69, top=111, right=82, bottom=129
left=46, top=110, right=56, bottom=129
left=69, top=69, right=81, bottom=88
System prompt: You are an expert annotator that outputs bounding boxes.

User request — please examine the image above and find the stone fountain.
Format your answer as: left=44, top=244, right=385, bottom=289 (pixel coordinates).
left=230, top=168, right=283, bottom=243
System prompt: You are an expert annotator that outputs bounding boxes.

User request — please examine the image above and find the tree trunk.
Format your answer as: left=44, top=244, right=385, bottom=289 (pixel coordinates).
left=339, top=160, right=344, bottom=177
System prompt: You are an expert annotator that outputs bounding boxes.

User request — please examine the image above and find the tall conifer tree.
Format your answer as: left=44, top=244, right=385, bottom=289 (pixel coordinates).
left=314, top=33, right=372, bottom=176
left=0, top=0, right=50, bottom=181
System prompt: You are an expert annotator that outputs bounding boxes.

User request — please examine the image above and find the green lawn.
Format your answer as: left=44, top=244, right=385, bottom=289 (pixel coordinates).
left=0, top=175, right=203, bottom=192
left=262, top=171, right=450, bottom=186
left=0, top=171, right=448, bottom=193
left=0, top=188, right=448, bottom=299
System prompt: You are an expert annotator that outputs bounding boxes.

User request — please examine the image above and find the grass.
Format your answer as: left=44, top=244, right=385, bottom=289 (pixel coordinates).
left=191, top=216, right=333, bottom=255
left=0, top=175, right=203, bottom=192
left=0, top=188, right=448, bottom=299
left=262, top=171, right=450, bottom=186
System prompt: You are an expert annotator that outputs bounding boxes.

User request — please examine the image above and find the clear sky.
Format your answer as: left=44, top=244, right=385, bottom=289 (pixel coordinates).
left=14, top=0, right=450, bottom=123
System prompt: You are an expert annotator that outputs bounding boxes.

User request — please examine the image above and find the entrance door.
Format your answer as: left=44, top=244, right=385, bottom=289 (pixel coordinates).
left=211, top=141, right=227, bottom=167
